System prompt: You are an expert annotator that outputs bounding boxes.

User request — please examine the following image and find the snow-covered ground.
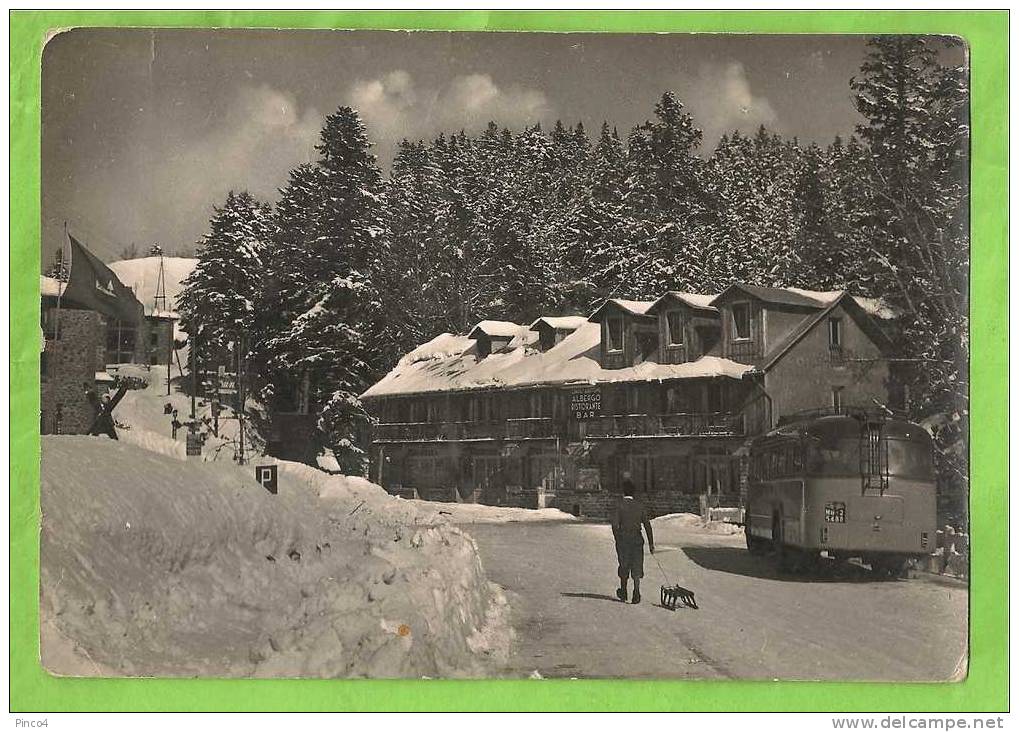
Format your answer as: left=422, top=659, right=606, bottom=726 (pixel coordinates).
left=404, top=500, right=578, bottom=525
left=40, top=437, right=510, bottom=678
left=41, top=365, right=513, bottom=677
left=651, top=512, right=744, bottom=542
left=110, top=363, right=263, bottom=463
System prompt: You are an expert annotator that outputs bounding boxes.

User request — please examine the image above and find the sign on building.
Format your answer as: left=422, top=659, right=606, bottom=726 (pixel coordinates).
left=569, top=387, right=601, bottom=420
left=256, top=464, right=278, bottom=495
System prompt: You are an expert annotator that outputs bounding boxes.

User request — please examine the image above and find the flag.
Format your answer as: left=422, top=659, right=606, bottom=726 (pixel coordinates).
left=61, top=233, right=143, bottom=324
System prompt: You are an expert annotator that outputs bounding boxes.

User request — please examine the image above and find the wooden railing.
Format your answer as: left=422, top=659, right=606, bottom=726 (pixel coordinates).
left=373, top=412, right=744, bottom=442
left=727, top=339, right=762, bottom=362
left=580, top=412, right=744, bottom=438
left=506, top=417, right=559, bottom=439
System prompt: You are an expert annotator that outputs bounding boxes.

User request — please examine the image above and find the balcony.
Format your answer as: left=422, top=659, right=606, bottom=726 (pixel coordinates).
left=506, top=417, right=559, bottom=439
left=373, top=420, right=505, bottom=442
left=727, top=339, right=762, bottom=363
left=372, top=412, right=744, bottom=443
left=580, top=412, right=744, bottom=439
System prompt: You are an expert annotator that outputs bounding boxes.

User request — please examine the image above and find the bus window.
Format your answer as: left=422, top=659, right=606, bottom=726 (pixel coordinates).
left=804, top=438, right=861, bottom=476
left=886, top=438, right=935, bottom=479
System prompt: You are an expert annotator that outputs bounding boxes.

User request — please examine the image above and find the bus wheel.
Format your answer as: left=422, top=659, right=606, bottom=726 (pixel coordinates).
left=872, top=555, right=909, bottom=580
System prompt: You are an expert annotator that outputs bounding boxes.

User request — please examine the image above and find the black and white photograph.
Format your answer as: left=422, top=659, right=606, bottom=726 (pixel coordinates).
left=39, top=28, right=969, bottom=681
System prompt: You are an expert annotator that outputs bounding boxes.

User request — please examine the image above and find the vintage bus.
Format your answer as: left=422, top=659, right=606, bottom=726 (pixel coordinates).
left=744, top=408, right=937, bottom=577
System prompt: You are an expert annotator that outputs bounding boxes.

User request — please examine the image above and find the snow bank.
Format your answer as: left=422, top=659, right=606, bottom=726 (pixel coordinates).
left=402, top=500, right=578, bottom=525
left=652, top=512, right=743, bottom=537
left=41, top=437, right=509, bottom=678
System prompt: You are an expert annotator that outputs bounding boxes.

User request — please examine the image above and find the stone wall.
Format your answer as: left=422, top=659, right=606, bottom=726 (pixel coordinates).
left=41, top=308, right=103, bottom=435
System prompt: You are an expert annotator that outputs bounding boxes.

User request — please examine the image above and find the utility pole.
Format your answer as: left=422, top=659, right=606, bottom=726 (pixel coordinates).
left=190, top=329, right=197, bottom=421
left=151, top=244, right=170, bottom=396
left=236, top=331, right=246, bottom=464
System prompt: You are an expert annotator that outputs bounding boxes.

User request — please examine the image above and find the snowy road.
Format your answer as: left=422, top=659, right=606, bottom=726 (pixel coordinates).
left=465, top=520, right=968, bottom=680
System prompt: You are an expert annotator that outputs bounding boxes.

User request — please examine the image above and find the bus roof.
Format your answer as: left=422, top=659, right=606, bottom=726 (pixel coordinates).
left=763, top=413, right=932, bottom=443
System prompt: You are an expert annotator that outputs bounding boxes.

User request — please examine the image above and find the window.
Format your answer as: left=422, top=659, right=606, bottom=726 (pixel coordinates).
left=40, top=351, right=48, bottom=380
left=731, top=303, right=751, bottom=340
left=832, top=386, right=844, bottom=413
left=606, top=316, right=624, bottom=352
left=707, top=381, right=726, bottom=413
left=626, top=387, right=641, bottom=415
left=665, top=386, right=683, bottom=413
left=828, top=318, right=842, bottom=347
left=666, top=311, right=684, bottom=346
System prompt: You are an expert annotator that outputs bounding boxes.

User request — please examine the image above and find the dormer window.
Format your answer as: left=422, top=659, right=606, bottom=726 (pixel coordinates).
left=666, top=311, right=684, bottom=346
left=606, top=316, right=624, bottom=352
left=731, top=303, right=751, bottom=341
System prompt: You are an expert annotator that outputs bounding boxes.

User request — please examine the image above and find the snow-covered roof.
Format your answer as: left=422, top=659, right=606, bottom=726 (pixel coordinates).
left=588, top=298, right=657, bottom=322
left=784, top=287, right=899, bottom=320
left=108, top=256, right=197, bottom=317
left=647, top=291, right=718, bottom=314
left=467, top=320, right=523, bottom=339
left=529, top=316, right=588, bottom=332
left=148, top=309, right=181, bottom=320
left=712, top=284, right=897, bottom=320
left=40, top=275, right=65, bottom=298
left=608, top=299, right=655, bottom=316
left=362, top=321, right=753, bottom=399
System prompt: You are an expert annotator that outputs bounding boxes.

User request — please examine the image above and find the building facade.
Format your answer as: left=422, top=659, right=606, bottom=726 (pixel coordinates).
left=361, top=285, right=897, bottom=518
left=40, top=237, right=171, bottom=435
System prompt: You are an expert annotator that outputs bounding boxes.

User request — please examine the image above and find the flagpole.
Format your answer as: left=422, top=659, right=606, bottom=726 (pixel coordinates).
left=53, top=223, right=70, bottom=351
left=50, top=222, right=70, bottom=434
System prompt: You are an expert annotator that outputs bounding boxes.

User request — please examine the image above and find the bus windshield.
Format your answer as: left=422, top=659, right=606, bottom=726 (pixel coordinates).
left=804, top=437, right=934, bottom=480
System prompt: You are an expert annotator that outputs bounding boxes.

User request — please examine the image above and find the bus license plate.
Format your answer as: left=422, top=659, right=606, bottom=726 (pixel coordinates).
left=824, top=502, right=846, bottom=523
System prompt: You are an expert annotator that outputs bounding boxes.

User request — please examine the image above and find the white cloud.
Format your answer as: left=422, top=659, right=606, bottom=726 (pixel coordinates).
left=112, top=84, right=322, bottom=251
left=682, top=62, right=779, bottom=145
left=163, top=84, right=321, bottom=208
left=347, top=69, right=553, bottom=144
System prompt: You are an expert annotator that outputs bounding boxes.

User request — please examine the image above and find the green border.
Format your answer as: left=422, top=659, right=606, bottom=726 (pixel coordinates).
left=10, top=10, right=1007, bottom=712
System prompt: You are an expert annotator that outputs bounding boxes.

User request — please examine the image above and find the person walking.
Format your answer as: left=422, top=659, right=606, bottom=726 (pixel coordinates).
left=611, top=472, right=655, bottom=604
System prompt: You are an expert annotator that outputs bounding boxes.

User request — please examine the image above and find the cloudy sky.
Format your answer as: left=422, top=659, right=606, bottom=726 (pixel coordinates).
left=43, top=29, right=884, bottom=265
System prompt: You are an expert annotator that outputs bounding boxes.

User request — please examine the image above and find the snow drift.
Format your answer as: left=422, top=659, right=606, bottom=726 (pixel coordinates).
left=40, top=437, right=509, bottom=678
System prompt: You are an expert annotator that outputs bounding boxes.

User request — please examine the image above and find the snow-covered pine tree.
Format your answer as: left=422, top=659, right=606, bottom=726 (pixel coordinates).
left=177, top=190, right=274, bottom=370
left=250, top=163, right=324, bottom=412
left=851, top=35, right=969, bottom=523
left=266, top=274, right=375, bottom=472
left=255, top=106, right=393, bottom=470
left=560, top=122, right=627, bottom=310
left=817, top=135, right=875, bottom=292
left=621, top=93, right=713, bottom=297
left=45, top=247, right=70, bottom=282
left=790, top=143, right=841, bottom=290
left=384, top=139, right=445, bottom=345
left=427, top=131, right=487, bottom=334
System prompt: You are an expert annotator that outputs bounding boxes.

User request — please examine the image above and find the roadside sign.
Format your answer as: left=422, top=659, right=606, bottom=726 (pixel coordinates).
left=569, top=387, right=601, bottom=420
left=186, top=431, right=202, bottom=457
left=256, top=464, right=278, bottom=495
